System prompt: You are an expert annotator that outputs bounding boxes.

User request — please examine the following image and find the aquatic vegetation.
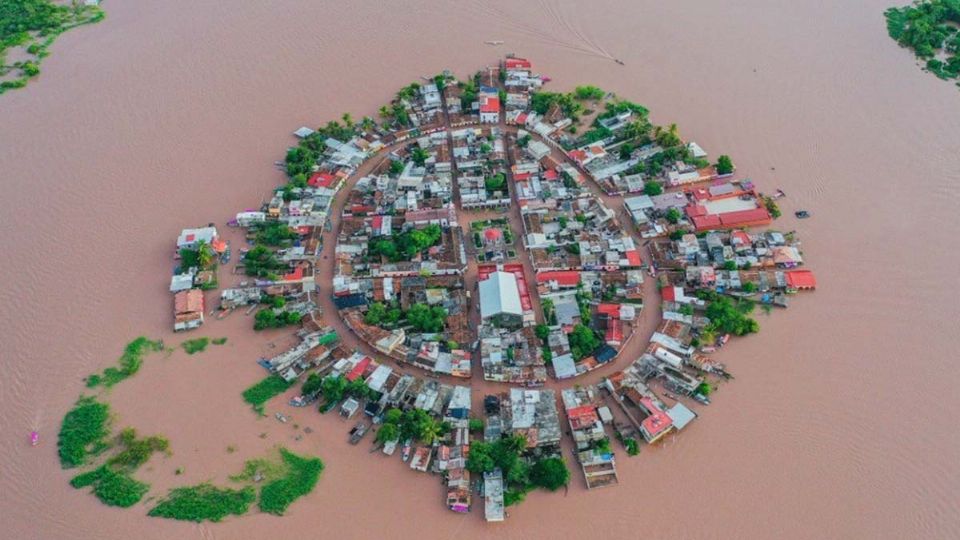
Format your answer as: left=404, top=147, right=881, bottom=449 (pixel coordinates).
left=107, top=428, right=169, bottom=471
left=212, top=337, right=228, bottom=345
left=0, top=0, right=105, bottom=94
left=148, top=484, right=256, bottom=522
left=70, top=465, right=150, bottom=508
left=181, top=337, right=210, bottom=354
left=257, top=449, right=324, bottom=515
left=242, top=375, right=294, bottom=415
left=58, top=396, right=111, bottom=468
left=85, top=337, right=164, bottom=388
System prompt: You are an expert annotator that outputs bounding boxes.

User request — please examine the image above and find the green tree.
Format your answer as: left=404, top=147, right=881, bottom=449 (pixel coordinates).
left=644, top=181, right=663, bottom=196
left=364, top=302, right=387, bottom=325
left=568, top=324, right=600, bottom=360
left=376, top=423, right=400, bottom=444
left=529, top=457, right=570, bottom=491
left=665, top=207, right=682, bottom=224
left=411, top=147, right=429, bottom=167
left=716, top=155, right=734, bottom=175
left=534, top=324, right=550, bottom=342
left=321, top=376, right=347, bottom=404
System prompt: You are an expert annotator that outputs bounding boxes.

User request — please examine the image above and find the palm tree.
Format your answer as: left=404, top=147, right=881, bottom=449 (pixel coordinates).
left=341, top=113, right=353, bottom=128
left=360, top=116, right=375, bottom=131
left=196, top=240, right=213, bottom=269
left=378, top=105, right=391, bottom=118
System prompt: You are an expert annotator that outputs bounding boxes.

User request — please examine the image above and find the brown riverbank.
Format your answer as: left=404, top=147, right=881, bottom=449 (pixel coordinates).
left=1, top=0, right=959, bottom=539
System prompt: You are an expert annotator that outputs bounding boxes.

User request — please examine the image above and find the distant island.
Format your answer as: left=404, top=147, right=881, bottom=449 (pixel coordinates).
left=0, top=0, right=104, bottom=95
left=60, top=56, right=816, bottom=523
left=885, top=0, right=960, bottom=85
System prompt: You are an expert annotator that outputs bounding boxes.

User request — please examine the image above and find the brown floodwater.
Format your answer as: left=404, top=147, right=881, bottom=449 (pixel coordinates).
left=2, top=1, right=959, bottom=538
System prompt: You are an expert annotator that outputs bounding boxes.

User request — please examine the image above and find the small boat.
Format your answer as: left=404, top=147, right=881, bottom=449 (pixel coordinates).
left=383, top=438, right=399, bottom=456
left=274, top=412, right=288, bottom=423
left=349, top=422, right=368, bottom=445
left=615, top=59, right=625, bottom=65
left=542, top=76, right=552, bottom=82
left=484, top=40, right=504, bottom=45
left=220, top=241, right=232, bottom=264
left=795, top=210, right=811, bottom=219
left=30, top=431, right=39, bottom=446
left=692, top=393, right=711, bottom=406
left=401, top=439, right=412, bottom=462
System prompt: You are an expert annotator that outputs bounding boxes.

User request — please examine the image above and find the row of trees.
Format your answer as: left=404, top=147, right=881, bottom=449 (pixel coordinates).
left=363, top=301, right=447, bottom=333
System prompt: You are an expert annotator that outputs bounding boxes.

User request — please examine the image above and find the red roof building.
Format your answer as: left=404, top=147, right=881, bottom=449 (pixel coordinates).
left=505, top=58, right=532, bottom=70
left=346, top=357, right=372, bottom=381
left=785, top=270, right=817, bottom=290
left=638, top=397, right=674, bottom=443
left=536, top=270, right=581, bottom=288
left=480, top=96, right=500, bottom=113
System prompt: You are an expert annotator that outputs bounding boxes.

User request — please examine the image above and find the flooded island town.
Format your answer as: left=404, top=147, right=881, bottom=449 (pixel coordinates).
left=4, top=1, right=960, bottom=539
left=56, top=56, right=818, bottom=523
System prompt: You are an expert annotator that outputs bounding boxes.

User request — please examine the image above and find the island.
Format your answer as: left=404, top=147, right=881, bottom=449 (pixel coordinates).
left=0, top=0, right=105, bottom=94
left=886, top=0, right=960, bottom=84
left=61, top=55, right=816, bottom=523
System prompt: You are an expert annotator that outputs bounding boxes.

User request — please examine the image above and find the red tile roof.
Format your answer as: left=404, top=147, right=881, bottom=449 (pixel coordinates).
left=785, top=270, right=817, bottom=289
left=505, top=58, right=532, bottom=70
left=625, top=250, right=642, bottom=266
left=536, top=270, right=581, bottom=287
left=346, top=357, right=372, bottom=381
left=596, top=303, right=621, bottom=318
left=480, top=96, right=500, bottom=113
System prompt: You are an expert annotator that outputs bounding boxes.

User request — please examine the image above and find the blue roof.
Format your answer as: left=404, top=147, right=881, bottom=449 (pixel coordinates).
left=595, top=345, right=617, bottom=363
left=333, top=293, right=367, bottom=309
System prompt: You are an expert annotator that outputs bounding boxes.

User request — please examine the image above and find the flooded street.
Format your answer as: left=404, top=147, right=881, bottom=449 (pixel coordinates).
left=1, top=1, right=959, bottom=538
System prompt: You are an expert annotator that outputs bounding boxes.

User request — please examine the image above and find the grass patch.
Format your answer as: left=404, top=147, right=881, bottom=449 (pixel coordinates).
left=212, top=337, right=228, bottom=345
left=58, top=396, right=111, bottom=469
left=230, top=457, right=290, bottom=483
left=85, top=337, right=163, bottom=388
left=242, top=375, right=293, bottom=415
left=70, top=465, right=150, bottom=508
left=148, top=484, right=256, bottom=522
left=257, top=449, right=324, bottom=515
left=107, top=428, right=169, bottom=471
left=181, top=337, right=210, bottom=354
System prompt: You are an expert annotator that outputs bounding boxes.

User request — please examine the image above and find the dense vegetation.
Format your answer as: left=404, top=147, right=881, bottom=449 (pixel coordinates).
left=467, top=435, right=570, bottom=506
left=886, top=0, right=960, bottom=81
left=179, top=240, right=215, bottom=273
left=0, top=0, right=104, bottom=94
left=716, top=155, right=734, bottom=175
left=484, top=172, right=507, bottom=193
left=69, top=465, right=150, bottom=508
left=363, top=301, right=403, bottom=327
left=406, top=303, right=447, bottom=333
left=255, top=221, right=298, bottom=246
left=149, top=484, right=256, bottom=522
left=242, top=245, right=286, bottom=278
left=242, top=375, right=294, bottom=415
left=107, top=428, right=169, bottom=471
left=367, top=224, right=443, bottom=262
left=699, top=292, right=760, bottom=338
left=568, top=323, right=600, bottom=360
left=257, top=449, right=325, bottom=515
left=85, top=337, right=164, bottom=388
left=58, top=397, right=112, bottom=468
left=254, top=308, right=302, bottom=330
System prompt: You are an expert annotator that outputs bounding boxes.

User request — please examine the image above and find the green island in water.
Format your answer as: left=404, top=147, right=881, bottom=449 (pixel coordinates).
left=885, top=0, right=960, bottom=85
left=0, top=0, right=104, bottom=94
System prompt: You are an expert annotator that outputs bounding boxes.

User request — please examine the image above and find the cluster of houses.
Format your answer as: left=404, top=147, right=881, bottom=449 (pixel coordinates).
left=170, top=225, right=227, bottom=331
left=452, top=126, right=511, bottom=209
left=521, top=195, right=643, bottom=272
left=476, top=264, right=546, bottom=385
left=561, top=386, right=619, bottom=489
left=650, top=229, right=816, bottom=299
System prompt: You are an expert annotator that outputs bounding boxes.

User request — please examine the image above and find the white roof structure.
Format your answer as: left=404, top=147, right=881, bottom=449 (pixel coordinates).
left=177, top=226, right=217, bottom=249
left=667, top=402, right=697, bottom=430
left=294, top=126, right=315, bottom=138
left=479, top=271, right=523, bottom=319
left=169, top=273, right=194, bottom=292
left=687, top=141, right=707, bottom=158
left=552, top=353, right=576, bottom=379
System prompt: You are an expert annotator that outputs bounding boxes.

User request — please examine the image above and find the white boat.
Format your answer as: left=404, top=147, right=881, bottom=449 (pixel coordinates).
left=401, top=440, right=412, bottom=462
left=484, top=40, right=504, bottom=45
